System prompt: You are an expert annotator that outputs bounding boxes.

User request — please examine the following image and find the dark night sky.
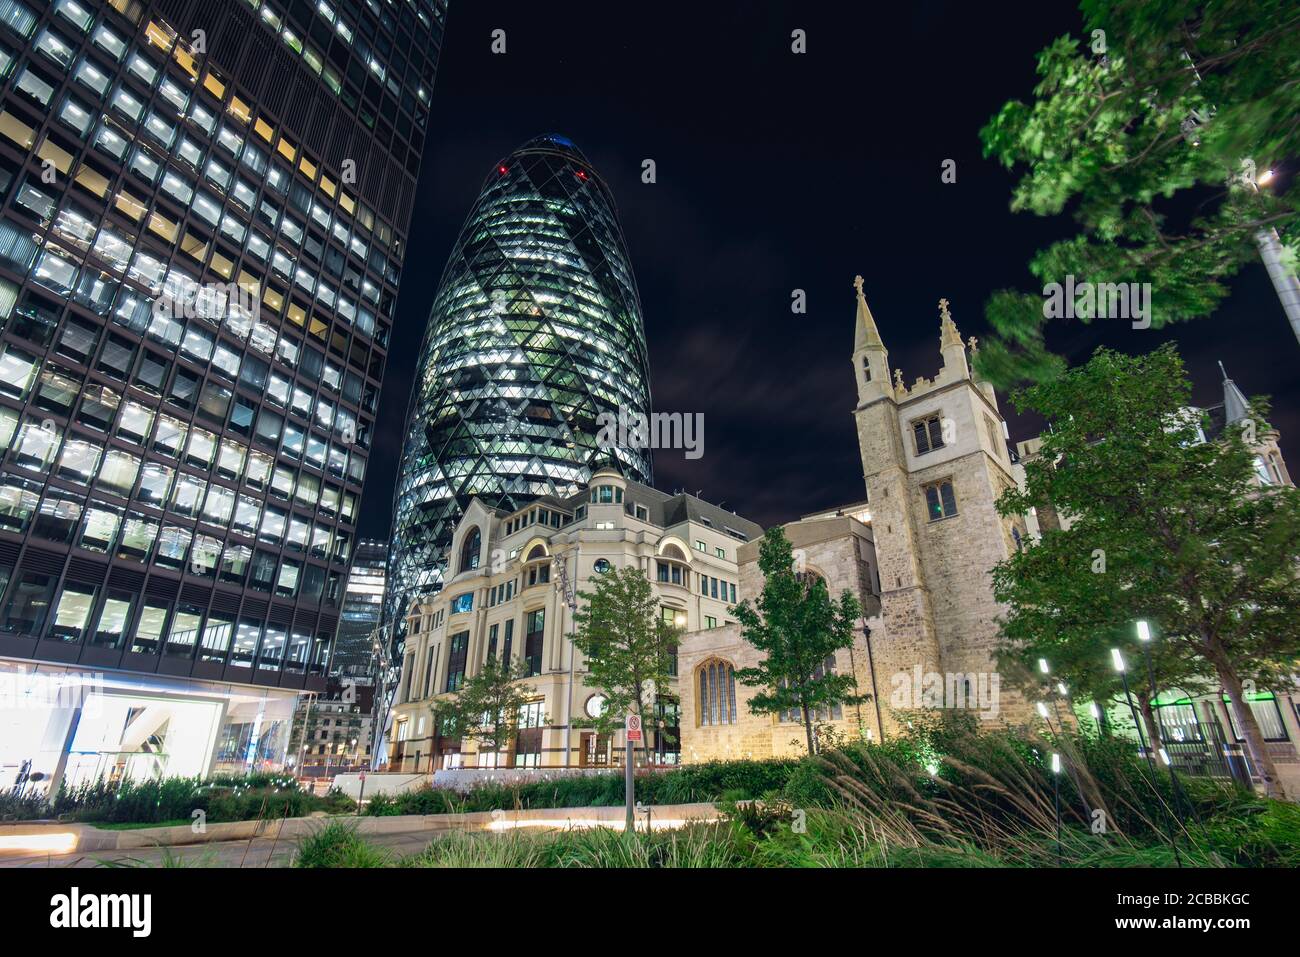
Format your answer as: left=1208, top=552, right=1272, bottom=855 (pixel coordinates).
left=358, top=1, right=1299, bottom=540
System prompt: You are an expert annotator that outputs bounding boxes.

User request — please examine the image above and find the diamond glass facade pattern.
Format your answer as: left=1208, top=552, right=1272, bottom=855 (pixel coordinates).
left=389, top=134, right=653, bottom=621
left=0, top=0, right=446, bottom=697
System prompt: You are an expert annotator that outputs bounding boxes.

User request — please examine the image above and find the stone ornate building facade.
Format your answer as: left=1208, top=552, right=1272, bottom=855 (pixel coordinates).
left=386, top=469, right=761, bottom=770
left=679, top=280, right=1031, bottom=761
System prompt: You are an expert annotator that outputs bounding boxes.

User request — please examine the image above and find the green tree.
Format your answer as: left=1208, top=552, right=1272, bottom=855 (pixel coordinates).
left=977, top=1, right=1300, bottom=387
left=568, top=566, right=680, bottom=768
left=993, top=343, right=1300, bottom=797
left=732, top=527, right=867, bottom=755
left=430, top=656, right=540, bottom=768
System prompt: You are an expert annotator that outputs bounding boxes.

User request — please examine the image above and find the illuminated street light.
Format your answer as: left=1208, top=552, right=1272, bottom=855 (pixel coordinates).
left=1111, top=648, right=1126, bottom=673
left=1038, top=658, right=1050, bottom=675
left=1136, top=620, right=1152, bottom=642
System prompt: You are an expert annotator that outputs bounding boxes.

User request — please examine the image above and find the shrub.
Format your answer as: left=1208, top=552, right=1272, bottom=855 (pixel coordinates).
left=295, top=820, right=390, bottom=868
left=364, top=759, right=803, bottom=817
left=0, top=790, right=49, bottom=821
left=46, top=774, right=350, bottom=826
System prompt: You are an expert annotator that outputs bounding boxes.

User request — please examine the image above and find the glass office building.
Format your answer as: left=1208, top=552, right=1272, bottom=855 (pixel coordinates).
left=388, top=133, right=653, bottom=627
left=0, top=0, right=446, bottom=792
left=331, top=535, right=384, bottom=679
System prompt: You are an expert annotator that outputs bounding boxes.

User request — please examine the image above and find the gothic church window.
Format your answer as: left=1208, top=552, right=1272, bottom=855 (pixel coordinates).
left=912, top=414, right=945, bottom=455
left=697, top=658, right=737, bottom=726
left=923, top=479, right=958, bottom=521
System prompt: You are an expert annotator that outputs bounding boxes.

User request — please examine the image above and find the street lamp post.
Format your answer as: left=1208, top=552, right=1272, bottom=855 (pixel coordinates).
left=1136, top=621, right=1197, bottom=824
left=1113, top=647, right=1182, bottom=867
left=1051, top=752, right=1063, bottom=866
left=1112, top=648, right=1157, bottom=774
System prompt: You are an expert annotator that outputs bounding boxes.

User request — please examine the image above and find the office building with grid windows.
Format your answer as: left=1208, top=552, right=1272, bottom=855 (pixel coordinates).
left=0, top=0, right=446, bottom=794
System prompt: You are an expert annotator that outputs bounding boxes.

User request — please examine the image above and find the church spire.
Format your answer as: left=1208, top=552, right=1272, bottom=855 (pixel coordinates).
left=937, top=297, right=970, bottom=380
left=853, top=275, right=885, bottom=352
left=851, top=275, right=891, bottom=406
left=1218, top=361, right=1250, bottom=426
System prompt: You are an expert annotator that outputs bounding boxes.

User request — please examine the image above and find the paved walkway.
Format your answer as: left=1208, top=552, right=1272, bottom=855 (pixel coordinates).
left=0, top=823, right=436, bottom=868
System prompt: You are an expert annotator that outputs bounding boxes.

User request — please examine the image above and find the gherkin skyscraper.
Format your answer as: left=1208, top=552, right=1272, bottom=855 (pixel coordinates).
left=388, top=134, right=653, bottom=622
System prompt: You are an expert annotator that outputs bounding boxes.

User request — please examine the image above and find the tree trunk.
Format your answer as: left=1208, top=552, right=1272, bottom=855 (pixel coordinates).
left=801, top=701, right=816, bottom=755
left=1204, top=633, right=1284, bottom=799
left=1137, top=696, right=1163, bottom=758
left=638, top=702, right=654, bottom=771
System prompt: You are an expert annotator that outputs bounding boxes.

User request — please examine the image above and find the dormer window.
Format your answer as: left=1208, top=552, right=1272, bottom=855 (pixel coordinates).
left=590, top=485, right=622, bottom=504
left=459, top=526, right=481, bottom=572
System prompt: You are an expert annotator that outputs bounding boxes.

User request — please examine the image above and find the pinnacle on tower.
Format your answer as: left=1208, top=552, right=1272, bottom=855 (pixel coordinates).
left=1218, top=361, right=1251, bottom=426
left=852, top=275, right=892, bottom=405
left=853, top=275, right=886, bottom=352
left=937, top=297, right=970, bottom=380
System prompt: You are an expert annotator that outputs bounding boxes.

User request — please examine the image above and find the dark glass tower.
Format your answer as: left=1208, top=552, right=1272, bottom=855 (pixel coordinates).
left=388, top=134, right=653, bottom=622
left=331, top=536, right=385, bottom=680
left=0, top=0, right=445, bottom=790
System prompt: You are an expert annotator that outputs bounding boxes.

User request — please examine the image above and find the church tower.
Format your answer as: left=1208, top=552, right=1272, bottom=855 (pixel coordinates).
left=850, top=280, right=1030, bottom=727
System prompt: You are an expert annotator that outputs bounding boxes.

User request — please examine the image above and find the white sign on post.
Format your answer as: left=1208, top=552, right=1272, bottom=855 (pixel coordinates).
left=625, top=713, right=642, bottom=742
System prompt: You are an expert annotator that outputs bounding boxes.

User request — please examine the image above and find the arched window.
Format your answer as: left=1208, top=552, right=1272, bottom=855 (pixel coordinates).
left=796, top=570, right=825, bottom=592
left=661, top=543, right=686, bottom=562
left=459, top=527, right=481, bottom=572
left=697, top=659, right=737, bottom=727
left=526, top=544, right=547, bottom=562
left=778, top=656, right=842, bottom=723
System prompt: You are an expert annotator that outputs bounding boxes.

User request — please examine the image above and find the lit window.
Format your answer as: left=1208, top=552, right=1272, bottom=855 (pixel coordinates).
left=923, top=479, right=959, bottom=521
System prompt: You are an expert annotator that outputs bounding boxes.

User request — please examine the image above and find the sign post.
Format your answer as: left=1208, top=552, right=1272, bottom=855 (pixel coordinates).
left=624, top=713, right=642, bottom=833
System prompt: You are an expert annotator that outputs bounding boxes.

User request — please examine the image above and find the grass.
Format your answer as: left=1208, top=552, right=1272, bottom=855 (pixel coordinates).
left=294, top=820, right=393, bottom=868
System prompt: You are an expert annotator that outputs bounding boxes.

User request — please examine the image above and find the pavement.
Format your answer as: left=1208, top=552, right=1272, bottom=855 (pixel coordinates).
left=0, top=821, right=438, bottom=868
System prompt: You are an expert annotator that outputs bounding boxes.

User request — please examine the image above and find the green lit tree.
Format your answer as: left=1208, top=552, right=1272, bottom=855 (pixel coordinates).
left=568, top=566, right=680, bottom=768
left=732, top=527, right=867, bottom=755
left=430, top=656, right=539, bottom=768
left=993, top=344, right=1300, bottom=797
left=977, top=0, right=1300, bottom=387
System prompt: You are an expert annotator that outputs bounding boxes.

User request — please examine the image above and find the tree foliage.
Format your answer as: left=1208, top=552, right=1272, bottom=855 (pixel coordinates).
left=977, top=1, right=1300, bottom=386
left=568, top=565, right=680, bottom=766
left=431, top=656, right=540, bottom=764
left=732, top=527, right=867, bottom=755
left=992, top=343, right=1300, bottom=796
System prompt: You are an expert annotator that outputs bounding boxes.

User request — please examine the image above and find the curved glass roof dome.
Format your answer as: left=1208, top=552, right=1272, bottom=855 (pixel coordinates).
left=386, top=134, right=654, bottom=624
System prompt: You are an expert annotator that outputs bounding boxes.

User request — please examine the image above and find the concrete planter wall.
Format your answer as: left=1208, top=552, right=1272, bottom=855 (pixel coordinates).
left=0, top=802, right=722, bottom=856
